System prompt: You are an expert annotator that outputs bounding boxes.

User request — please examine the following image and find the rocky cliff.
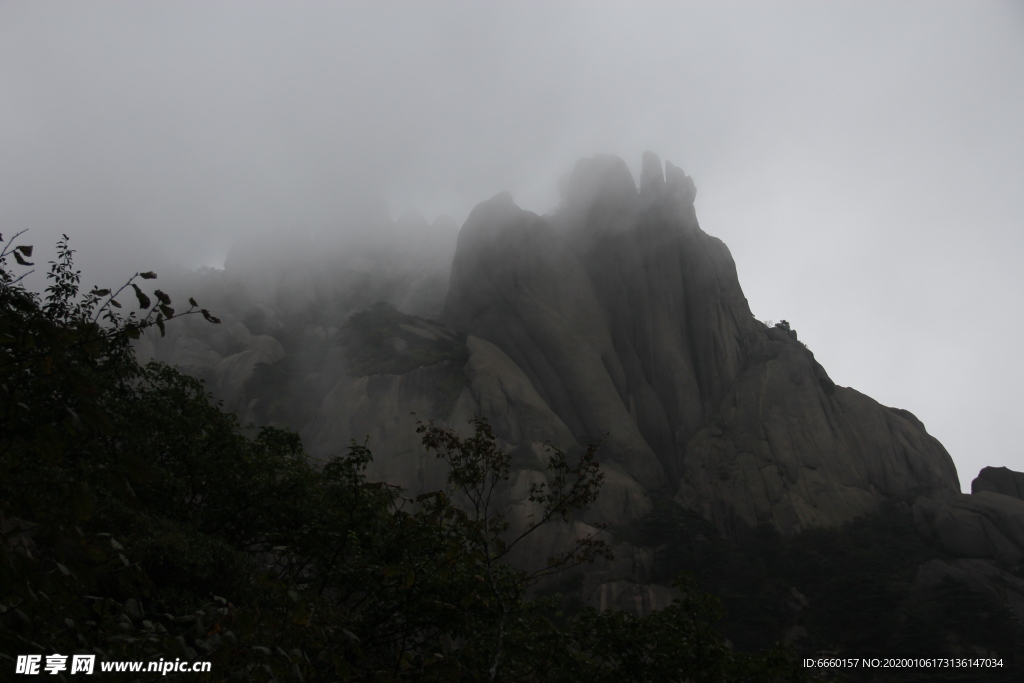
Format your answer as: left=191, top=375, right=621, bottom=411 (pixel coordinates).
left=143, top=152, right=960, bottom=540
left=133, top=153, right=1024, bottom=642
left=442, top=152, right=959, bottom=535
left=907, top=466, right=1024, bottom=625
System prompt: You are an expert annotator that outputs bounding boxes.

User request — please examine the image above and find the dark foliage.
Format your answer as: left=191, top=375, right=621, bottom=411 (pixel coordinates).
left=623, top=497, right=1022, bottom=681
left=0, top=234, right=815, bottom=681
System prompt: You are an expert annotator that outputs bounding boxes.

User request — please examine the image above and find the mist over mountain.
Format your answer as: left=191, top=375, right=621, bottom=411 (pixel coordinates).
left=2, top=131, right=1021, bottom=666
left=133, top=153, right=1024, bottom=641
left=4, top=2, right=1022, bottom=496
left=5, top=4, right=1024, bottom=674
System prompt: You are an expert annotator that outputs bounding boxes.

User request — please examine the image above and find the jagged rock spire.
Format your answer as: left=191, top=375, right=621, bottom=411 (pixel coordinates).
left=640, top=150, right=665, bottom=198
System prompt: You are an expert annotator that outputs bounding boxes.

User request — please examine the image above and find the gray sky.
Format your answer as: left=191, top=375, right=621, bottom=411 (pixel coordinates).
left=2, top=1, right=1022, bottom=491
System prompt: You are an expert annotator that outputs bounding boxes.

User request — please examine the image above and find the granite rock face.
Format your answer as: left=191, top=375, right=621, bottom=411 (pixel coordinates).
left=145, top=151, right=960, bottom=541
left=914, top=465, right=1024, bottom=567
left=913, top=492, right=1024, bottom=565
left=137, top=151, right=975, bottom=616
left=914, top=558, right=1024, bottom=622
left=972, top=466, right=1024, bottom=499
left=444, top=152, right=960, bottom=535
left=912, top=467, right=1024, bottom=623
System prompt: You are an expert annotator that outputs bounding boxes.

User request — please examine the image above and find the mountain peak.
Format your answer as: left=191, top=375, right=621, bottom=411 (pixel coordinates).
left=640, top=150, right=665, bottom=198
left=557, top=154, right=638, bottom=214
left=445, top=152, right=958, bottom=534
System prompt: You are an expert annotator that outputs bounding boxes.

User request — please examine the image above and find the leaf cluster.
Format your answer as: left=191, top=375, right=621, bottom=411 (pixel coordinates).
left=0, top=234, right=817, bottom=682
left=623, top=498, right=1022, bottom=681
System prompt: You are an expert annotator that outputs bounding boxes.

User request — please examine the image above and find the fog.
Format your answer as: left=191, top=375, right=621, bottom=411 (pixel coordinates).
left=2, top=1, right=1022, bottom=491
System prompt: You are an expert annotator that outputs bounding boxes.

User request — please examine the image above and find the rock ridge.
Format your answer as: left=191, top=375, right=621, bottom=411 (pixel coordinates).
left=144, top=151, right=961, bottom=542
left=445, top=151, right=959, bottom=535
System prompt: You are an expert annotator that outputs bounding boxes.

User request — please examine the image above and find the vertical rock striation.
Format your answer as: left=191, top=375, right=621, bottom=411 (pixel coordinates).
left=444, top=152, right=960, bottom=534
left=144, top=151, right=972, bottom=615
left=150, top=150, right=961, bottom=540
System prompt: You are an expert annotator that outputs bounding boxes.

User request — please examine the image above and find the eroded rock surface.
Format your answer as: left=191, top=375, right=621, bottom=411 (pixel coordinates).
left=914, top=489, right=1024, bottom=566
left=973, top=466, right=1024, bottom=500
left=444, top=152, right=959, bottom=535
left=908, top=466, right=1024, bottom=628
left=914, top=558, right=1024, bottom=622
left=142, top=151, right=961, bottom=543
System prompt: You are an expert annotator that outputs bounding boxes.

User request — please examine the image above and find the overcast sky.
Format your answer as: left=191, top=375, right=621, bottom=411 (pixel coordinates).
left=2, top=1, right=1022, bottom=491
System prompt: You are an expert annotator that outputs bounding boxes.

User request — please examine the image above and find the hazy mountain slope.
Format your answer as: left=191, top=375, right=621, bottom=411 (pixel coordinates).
left=141, top=152, right=959, bottom=541
left=443, top=152, right=959, bottom=535
left=126, top=153, right=1024, bottom=656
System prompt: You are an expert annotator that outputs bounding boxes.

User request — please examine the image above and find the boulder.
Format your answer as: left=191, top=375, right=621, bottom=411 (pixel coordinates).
left=913, top=491, right=1024, bottom=565
left=972, top=466, right=1024, bottom=500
